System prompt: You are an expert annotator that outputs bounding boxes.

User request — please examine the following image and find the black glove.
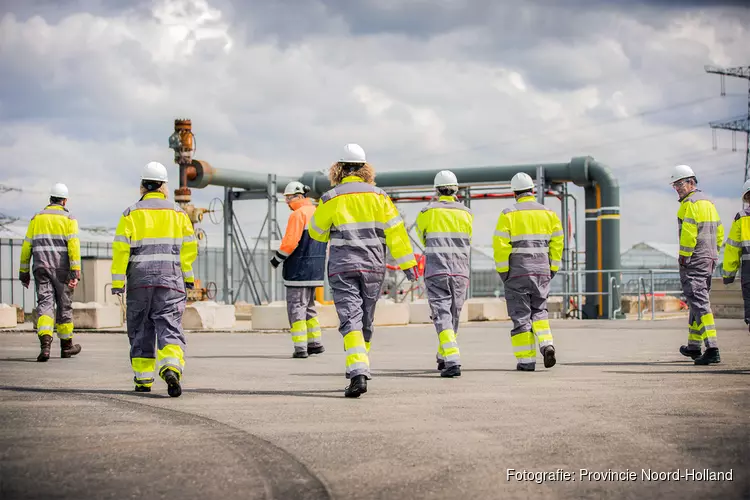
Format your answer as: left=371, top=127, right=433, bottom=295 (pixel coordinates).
left=185, top=282, right=195, bottom=289
left=111, top=287, right=124, bottom=295
left=403, top=266, right=418, bottom=282
left=678, top=255, right=691, bottom=267
left=550, top=271, right=557, bottom=279
left=723, top=276, right=735, bottom=285
left=270, top=255, right=281, bottom=268
left=19, top=271, right=30, bottom=288
left=498, top=272, right=509, bottom=283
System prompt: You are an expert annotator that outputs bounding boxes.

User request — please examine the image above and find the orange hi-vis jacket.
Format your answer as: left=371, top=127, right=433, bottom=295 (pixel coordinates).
left=274, top=197, right=327, bottom=287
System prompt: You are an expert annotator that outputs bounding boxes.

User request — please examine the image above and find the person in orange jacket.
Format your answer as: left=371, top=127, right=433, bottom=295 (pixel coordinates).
left=270, top=181, right=328, bottom=358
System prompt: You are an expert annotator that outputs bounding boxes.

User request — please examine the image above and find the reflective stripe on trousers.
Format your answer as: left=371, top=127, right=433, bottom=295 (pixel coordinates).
left=329, top=271, right=384, bottom=379
left=286, top=287, right=322, bottom=353
left=505, top=275, right=554, bottom=366
left=680, top=262, right=718, bottom=349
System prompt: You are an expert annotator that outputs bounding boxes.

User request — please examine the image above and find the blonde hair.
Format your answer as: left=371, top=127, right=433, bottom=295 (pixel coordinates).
left=329, top=162, right=375, bottom=186
left=140, top=182, right=169, bottom=198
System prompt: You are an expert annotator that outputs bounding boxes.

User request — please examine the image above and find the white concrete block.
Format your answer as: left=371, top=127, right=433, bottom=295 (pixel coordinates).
left=234, top=301, right=253, bottom=321
left=408, top=299, right=468, bottom=324
left=465, top=298, right=509, bottom=321
left=0, top=304, right=17, bottom=328
left=251, top=303, right=291, bottom=330
left=182, top=301, right=236, bottom=330
left=72, top=302, right=123, bottom=329
left=374, top=299, right=410, bottom=326
left=315, top=303, right=339, bottom=329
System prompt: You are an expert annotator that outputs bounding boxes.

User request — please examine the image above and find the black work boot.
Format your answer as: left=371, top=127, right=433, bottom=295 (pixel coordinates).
left=679, top=345, right=702, bottom=360
left=543, top=346, right=557, bottom=368
left=162, top=370, right=182, bottom=397
left=307, top=345, right=325, bottom=355
left=437, top=360, right=445, bottom=371
left=134, top=385, right=151, bottom=393
left=37, top=335, right=53, bottom=362
left=344, top=375, right=368, bottom=398
left=293, top=350, right=309, bottom=359
left=694, top=348, right=720, bottom=365
left=516, top=363, right=536, bottom=372
left=440, top=365, right=461, bottom=378
left=60, top=338, right=81, bottom=358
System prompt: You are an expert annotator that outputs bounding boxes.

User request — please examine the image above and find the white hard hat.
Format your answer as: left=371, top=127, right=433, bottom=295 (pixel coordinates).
left=434, top=170, right=458, bottom=188
left=510, top=172, right=535, bottom=192
left=340, top=143, right=367, bottom=164
left=141, top=161, right=169, bottom=182
left=670, top=164, right=696, bottom=185
left=50, top=183, right=69, bottom=198
left=742, top=179, right=750, bottom=199
left=284, top=181, right=306, bottom=196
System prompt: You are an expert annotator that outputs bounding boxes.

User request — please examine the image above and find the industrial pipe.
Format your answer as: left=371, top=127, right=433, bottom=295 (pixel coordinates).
left=186, top=160, right=298, bottom=193
left=186, top=155, right=620, bottom=319
left=299, top=156, right=620, bottom=319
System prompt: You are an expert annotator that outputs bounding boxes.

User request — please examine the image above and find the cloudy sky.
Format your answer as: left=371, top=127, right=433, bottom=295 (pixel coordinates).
left=1, top=0, right=749, bottom=257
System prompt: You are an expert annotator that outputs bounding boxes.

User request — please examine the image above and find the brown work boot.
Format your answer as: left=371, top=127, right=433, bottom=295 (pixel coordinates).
left=60, top=338, right=82, bottom=358
left=37, top=335, right=53, bottom=362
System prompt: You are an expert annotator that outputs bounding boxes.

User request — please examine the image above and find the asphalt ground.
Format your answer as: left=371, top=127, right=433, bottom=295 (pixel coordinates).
left=1, top=318, right=749, bottom=500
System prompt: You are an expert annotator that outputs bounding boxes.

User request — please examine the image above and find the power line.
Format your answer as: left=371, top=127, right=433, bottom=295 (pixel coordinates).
left=382, top=92, right=741, bottom=163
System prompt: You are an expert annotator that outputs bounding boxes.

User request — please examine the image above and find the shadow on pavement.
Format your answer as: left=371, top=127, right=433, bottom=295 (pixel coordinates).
left=190, top=354, right=295, bottom=360
left=560, top=360, right=689, bottom=367
left=606, top=369, right=750, bottom=375
left=293, top=368, right=519, bottom=378
left=0, top=385, right=345, bottom=400
left=0, top=358, right=39, bottom=363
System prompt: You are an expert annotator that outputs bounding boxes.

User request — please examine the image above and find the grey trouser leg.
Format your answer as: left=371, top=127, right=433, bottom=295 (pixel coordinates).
left=426, top=275, right=468, bottom=368
left=127, top=286, right=187, bottom=379
left=742, top=277, right=750, bottom=327
left=34, top=268, right=74, bottom=339
left=680, top=261, right=717, bottom=349
left=504, top=275, right=553, bottom=367
left=287, top=287, right=312, bottom=353
left=330, top=271, right=385, bottom=379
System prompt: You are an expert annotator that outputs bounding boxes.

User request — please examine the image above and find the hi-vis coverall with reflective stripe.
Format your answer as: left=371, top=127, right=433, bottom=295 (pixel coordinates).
left=723, top=207, right=750, bottom=325
left=677, top=190, right=723, bottom=350
left=309, top=175, right=417, bottom=379
left=416, top=195, right=473, bottom=369
left=20, top=204, right=81, bottom=340
left=275, top=197, right=326, bottom=353
left=111, top=192, right=198, bottom=388
left=493, top=195, right=563, bottom=368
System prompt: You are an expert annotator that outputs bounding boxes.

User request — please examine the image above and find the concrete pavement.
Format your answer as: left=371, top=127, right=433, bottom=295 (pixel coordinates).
left=1, top=318, right=749, bottom=499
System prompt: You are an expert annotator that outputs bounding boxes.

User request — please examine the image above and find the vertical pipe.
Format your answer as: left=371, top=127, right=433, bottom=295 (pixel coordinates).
left=462, top=186, right=473, bottom=299
left=223, top=187, right=233, bottom=304
left=268, top=174, right=278, bottom=303
left=535, top=165, right=545, bottom=204
left=650, top=270, right=655, bottom=321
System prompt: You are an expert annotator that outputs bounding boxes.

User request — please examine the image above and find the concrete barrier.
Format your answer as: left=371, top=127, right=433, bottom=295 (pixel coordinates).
left=182, top=301, right=236, bottom=330
left=373, top=299, right=410, bottom=326
left=234, top=301, right=253, bottom=321
left=0, top=304, right=17, bottom=328
left=72, top=302, right=123, bottom=329
left=316, top=304, right=340, bottom=328
left=252, top=302, right=290, bottom=330
left=408, top=299, right=469, bottom=324
left=710, top=277, right=743, bottom=319
left=465, top=298, right=509, bottom=321
left=10, top=304, right=24, bottom=324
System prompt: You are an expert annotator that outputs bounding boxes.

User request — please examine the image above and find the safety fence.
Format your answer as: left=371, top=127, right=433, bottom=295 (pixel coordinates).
left=0, top=237, right=721, bottom=317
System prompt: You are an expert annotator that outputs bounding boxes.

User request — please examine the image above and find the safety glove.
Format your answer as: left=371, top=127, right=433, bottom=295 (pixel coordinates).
left=678, top=255, right=691, bottom=267
left=403, top=266, right=418, bottom=282
left=19, top=271, right=30, bottom=288
left=723, top=276, right=735, bottom=285
left=185, top=282, right=195, bottom=289
left=270, top=255, right=281, bottom=268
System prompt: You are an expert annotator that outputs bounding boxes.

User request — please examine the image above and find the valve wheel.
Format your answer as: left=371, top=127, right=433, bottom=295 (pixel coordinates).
left=206, top=281, right=217, bottom=300
left=209, top=198, right=224, bottom=224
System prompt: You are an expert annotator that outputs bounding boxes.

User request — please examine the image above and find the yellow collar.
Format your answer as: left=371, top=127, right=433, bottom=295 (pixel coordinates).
left=143, top=192, right=166, bottom=200
left=438, top=195, right=456, bottom=202
left=341, top=175, right=364, bottom=184
left=517, top=195, right=535, bottom=203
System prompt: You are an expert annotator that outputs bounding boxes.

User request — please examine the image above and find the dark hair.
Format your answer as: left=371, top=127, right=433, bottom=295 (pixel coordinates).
left=49, top=196, right=65, bottom=204
left=141, top=180, right=164, bottom=192
left=437, top=186, right=458, bottom=196
left=514, top=189, right=533, bottom=197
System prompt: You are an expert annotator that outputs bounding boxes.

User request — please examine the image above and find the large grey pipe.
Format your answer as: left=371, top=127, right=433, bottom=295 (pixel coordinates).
left=188, top=156, right=620, bottom=319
